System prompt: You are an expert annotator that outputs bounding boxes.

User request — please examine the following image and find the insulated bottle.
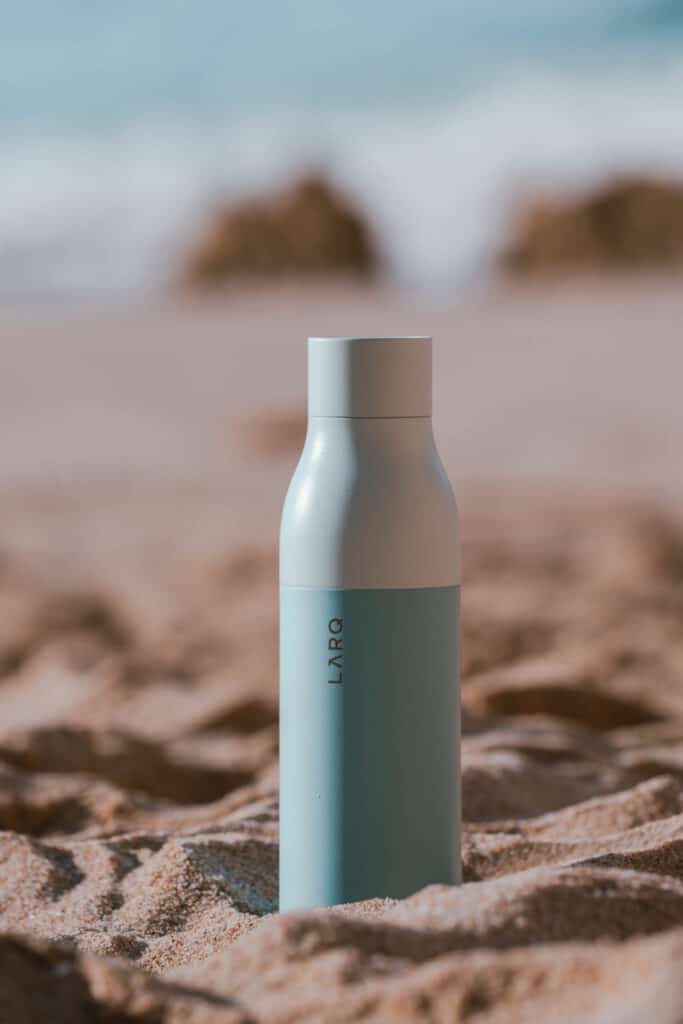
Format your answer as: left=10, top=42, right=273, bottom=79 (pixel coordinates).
left=279, top=336, right=460, bottom=911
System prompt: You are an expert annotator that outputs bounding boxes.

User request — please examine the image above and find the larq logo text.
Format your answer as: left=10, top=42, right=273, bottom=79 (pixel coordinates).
left=327, top=617, right=343, bottom=684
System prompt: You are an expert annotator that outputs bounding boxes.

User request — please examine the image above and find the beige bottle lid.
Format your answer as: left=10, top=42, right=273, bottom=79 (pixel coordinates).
left=307, top=336, right=432, bottom=418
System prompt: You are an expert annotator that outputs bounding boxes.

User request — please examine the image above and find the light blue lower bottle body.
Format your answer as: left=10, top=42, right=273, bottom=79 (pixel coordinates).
left=279, top=584, right=461, bottom=911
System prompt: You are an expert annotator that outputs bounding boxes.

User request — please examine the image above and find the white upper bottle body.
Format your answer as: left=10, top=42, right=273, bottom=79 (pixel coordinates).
left=280, top=337, right=460, bottom=590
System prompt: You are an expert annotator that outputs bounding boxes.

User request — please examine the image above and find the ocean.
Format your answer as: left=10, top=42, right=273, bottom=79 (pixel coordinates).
left=1, top=0, right=682, bottom=296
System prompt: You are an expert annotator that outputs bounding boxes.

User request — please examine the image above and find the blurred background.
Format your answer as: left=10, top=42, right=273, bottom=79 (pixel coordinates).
left=1, top=0, right=682, bottom=563
left=2, top=0, right=683, bottom=297
left=0, top=0, right=682, bottom=573
left=1, top=0, right=682, bottom=571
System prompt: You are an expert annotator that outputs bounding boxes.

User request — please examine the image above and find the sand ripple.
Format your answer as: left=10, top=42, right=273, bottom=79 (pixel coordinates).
left=2, top=495, right=683, bottom=1021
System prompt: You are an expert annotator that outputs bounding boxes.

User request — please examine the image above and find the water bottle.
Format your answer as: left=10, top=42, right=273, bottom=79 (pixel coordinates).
left=279, top=336, right=460, bottom=910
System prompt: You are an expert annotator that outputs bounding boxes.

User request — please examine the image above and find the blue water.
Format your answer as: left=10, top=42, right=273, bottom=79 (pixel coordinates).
left=1, top=1, right=682, bottom=295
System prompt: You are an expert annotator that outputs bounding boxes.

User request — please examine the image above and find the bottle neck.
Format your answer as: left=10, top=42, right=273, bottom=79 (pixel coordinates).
left=305, top=415, right=437, bottom=464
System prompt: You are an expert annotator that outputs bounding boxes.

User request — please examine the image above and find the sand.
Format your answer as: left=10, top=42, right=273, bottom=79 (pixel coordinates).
left=1, top=277, right=683, bottom=1022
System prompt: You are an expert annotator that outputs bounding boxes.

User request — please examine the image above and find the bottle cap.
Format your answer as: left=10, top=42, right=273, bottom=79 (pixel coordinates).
left=307, top=336, right=432, bottom=417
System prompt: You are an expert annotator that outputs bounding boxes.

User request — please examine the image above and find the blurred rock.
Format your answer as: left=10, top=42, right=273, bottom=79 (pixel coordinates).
left=183, top=174, right=377, bottom=287
left=502, top=176, right=683, bottom=274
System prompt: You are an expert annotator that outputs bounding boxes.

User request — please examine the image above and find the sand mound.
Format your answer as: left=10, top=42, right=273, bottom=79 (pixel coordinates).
left=2, top=493, right=683, bottom=1021
left=240, top=409, right=307, bottom=459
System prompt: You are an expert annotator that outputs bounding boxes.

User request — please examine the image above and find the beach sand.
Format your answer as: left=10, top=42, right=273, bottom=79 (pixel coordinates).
left=1, top=277, right=683, bottom=1021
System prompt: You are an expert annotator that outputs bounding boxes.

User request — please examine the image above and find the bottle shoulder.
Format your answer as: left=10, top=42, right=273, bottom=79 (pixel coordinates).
left=280, top=418, right=460, bottom=589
